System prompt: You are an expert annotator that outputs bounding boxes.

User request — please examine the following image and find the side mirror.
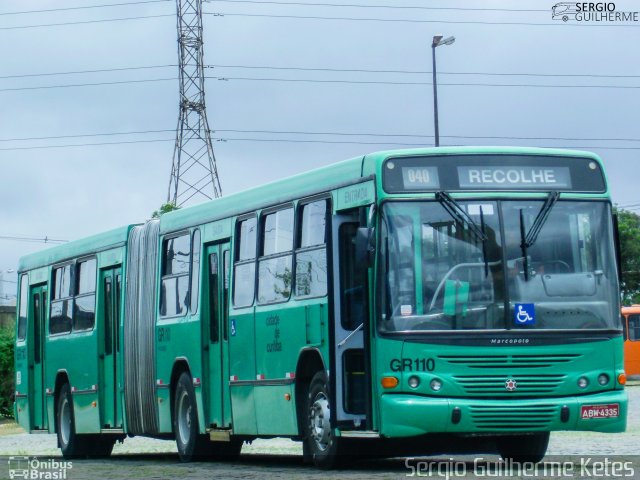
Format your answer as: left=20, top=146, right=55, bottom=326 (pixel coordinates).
left=355, top=227, right=375, bottom=267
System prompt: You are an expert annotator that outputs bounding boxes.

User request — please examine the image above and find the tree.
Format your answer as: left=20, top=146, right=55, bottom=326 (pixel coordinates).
left=152, top=202, right=180, bottom=219
left=615, top=207, right=640, bottom=305
left=0, top=327, right=15, bottom=417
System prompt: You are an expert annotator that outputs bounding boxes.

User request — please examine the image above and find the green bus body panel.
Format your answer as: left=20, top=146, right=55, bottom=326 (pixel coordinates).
left=203, top=218, right=232, bottom=242
left=29, top=268, right=48, bottom=286
left=374, top=337, right=627, bottom=436
left=335, top=181, right=376, bottom=212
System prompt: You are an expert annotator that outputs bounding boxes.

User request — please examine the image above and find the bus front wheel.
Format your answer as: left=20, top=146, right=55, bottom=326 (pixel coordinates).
left=304, top=371, right=341, bottom=469
left=496, top=432, right=549, bottom=463
left=173, top=372, right=209, bottom=461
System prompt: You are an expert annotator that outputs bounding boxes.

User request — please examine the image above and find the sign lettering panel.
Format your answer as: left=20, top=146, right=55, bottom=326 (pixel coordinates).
left=457, top=166, right=572, bottom=189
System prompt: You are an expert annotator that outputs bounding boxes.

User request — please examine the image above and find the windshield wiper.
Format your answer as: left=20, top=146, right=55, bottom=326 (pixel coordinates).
left=436, top=191, right=489, bottom=276
left=519, top=191, right=560, bottom=281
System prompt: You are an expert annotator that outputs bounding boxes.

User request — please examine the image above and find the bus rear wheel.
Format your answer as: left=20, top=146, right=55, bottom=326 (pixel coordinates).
left=304, top=371, right=341, bottom=469
left=496, top=432, right=549, bottom=463
left=56, top=383, right=85, bottom=458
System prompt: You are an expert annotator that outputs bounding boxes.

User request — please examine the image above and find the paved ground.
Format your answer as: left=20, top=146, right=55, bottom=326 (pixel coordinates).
left=0, top=384, right=638, bottom=479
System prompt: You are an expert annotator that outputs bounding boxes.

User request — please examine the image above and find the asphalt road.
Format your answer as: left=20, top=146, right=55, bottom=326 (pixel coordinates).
left=1, top=384, right=638, bottom=479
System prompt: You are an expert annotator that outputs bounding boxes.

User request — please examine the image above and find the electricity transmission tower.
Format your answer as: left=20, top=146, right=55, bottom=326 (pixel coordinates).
left=168, top=0, right=222, bottom=206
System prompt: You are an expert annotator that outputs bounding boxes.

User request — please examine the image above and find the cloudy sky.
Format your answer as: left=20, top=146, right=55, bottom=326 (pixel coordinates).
left=1, top=0, right=639, bottom=301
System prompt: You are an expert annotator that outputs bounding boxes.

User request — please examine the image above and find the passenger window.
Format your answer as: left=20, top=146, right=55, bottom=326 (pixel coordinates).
left=263, top=208, right=294, bottom=255
left=295, top=200, right=328, bottom=298
left=339, top=223, right=368, bottom=330
left=74, top=258, right=96, bottom=331
left=160, top=233, right=191, bottom=317
left=237, top=217, right=257, bottom=261
left=300, top=201, right=327, bottom=248
left=234, top=217, right=257, bottom=307
left=258, top=208, right=294, bottom=304
left=17, top=274, right=28, bottom=341
left=50, top=264, right=73, bottom=335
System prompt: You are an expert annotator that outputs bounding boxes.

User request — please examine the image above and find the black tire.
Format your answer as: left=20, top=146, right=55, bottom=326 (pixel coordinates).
left=173, top=372, right=208, bottom=461
left=496, top=432, right=550, bottom=463
left=56, top=383, right=86, bottom=458
left=303, top=371, right=342, bottom=469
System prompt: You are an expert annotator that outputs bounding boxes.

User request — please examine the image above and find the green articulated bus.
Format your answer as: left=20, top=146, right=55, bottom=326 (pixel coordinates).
left=14, top=147, right=627, bottom=468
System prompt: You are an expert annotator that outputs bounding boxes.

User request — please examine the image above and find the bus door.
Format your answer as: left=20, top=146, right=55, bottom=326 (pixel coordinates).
left=203, top=242, right=232, bottom=428
left=98, top=267, right=122, bottom=428
left=331, top=213, right=369, bottom=428
left=28, top=283, right=47, bottom=430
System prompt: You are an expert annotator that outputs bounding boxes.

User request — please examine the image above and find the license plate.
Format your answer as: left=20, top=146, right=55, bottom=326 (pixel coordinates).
left=580, top=404, right=620, bottom=419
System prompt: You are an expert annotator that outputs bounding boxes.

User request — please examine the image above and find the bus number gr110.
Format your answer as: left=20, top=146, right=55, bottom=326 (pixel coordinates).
left=390, top=358, right=435, bottom=372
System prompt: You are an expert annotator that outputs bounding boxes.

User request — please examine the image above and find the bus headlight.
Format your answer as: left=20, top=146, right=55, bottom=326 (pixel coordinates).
left=597, top=374, right=609, bottom=386
left=430, top=379, right=442, bottom=391
left=578, top=376, right=589, bottom=388
left=408, top=376, right=420, bottom=389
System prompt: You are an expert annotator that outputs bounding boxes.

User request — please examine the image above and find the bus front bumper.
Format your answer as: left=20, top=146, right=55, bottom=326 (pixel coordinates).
left=379, top=390, right=627, bottom=438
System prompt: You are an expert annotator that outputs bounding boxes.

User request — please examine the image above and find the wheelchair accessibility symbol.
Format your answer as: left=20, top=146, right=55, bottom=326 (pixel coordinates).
left=515, top=303, right=535, bottom=326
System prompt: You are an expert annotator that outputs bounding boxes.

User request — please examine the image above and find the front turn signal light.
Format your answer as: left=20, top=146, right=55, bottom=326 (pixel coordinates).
left=381, top=376, right=399, bottom=389
left=618, top=373, right=627, bottom=385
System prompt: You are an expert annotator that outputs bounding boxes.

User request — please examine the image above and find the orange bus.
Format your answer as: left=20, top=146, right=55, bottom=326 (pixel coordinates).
left=622, top=305, right=640, bottom=376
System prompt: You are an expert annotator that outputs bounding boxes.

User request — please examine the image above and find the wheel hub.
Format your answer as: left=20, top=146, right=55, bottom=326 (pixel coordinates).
left=177, top=390, right=192, bottom=445
left=60, top=397, right=71, bottom=446
left=309, top=393, right=331, bottom=451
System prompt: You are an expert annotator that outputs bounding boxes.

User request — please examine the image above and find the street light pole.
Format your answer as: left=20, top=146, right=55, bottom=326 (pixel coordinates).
left=431, top=34, right=455, bottom=148
left=431, top=40, right=440, bottom=147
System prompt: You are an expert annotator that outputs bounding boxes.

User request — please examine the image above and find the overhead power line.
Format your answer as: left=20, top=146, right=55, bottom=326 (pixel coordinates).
left=1, top=75, right=639, bottom=93
left=0, top=64, right=175, bottom=80
left=0, top=13, right=173, bottom=31
left=0, top=77, right=175, bottom=93
left=205, top=11, right=640, bottom=27
left=0, top=0, right=171, bottom=16
left=0, top=138, right=173, bottom=151
left=207, top=64, right=640, bottom=79
left=7, top=128, right=640, bottom=144
left=207, top=75, right=640, bottom=89
left=4, top=63, right=638, bottom=81
left=205, top=0, right=548, bottom=13
left=0, top=235, right=68, bottom=244
left=0, top=136, right=639, bottom=151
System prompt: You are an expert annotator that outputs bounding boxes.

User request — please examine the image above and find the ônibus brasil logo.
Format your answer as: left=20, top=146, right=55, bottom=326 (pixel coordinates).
left=8, top=457, right=72, bottom=480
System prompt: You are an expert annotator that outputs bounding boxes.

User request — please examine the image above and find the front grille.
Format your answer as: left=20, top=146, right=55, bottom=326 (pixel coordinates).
left=438, top=354, right=581, bottom=369
left=454, top=374, right=566, bottom=395
left=469, top=404, right=557, bottom=431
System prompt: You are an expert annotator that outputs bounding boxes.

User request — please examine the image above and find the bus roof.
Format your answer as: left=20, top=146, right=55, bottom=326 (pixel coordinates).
left=18, top=225, right=135, bottom=272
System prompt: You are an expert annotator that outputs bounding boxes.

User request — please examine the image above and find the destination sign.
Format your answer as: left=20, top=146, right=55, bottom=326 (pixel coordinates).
left=382, top=155, right=605, bottom=194
left=401, top=166, right=439, bottom=190
left=457, top=166, right=572, bottom=189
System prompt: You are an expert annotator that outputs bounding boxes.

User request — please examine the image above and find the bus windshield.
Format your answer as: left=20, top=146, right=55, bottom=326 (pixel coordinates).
left=379, top=200, right=620, bottom=333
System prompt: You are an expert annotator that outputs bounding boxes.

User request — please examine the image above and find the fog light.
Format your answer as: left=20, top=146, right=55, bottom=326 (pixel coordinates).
left=408, top=376, right=420, bottom=388
left=578, top=376, right=589, bottom=388
left=430, top=379, right=442, bottom=391
left=598, top=374, right=609, bottom=386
